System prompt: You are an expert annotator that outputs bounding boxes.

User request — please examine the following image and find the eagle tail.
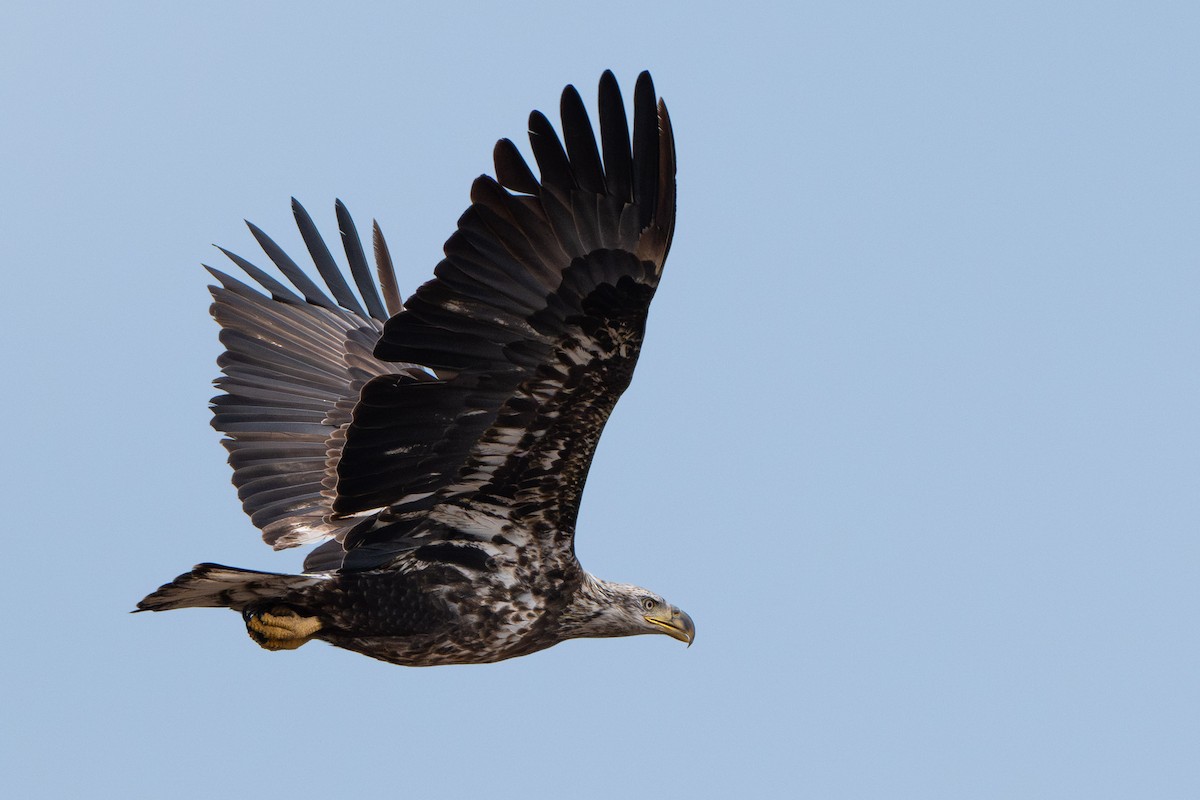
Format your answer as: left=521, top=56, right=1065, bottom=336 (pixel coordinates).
left=135, top=563, right=326, bottom=612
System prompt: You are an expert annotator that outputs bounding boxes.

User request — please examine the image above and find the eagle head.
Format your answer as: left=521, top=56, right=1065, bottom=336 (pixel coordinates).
left=564, top=575, right=695, bottom=646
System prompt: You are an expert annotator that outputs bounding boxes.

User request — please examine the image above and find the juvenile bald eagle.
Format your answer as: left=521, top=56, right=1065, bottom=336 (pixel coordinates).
left=138, top=71, right=693, bottom=666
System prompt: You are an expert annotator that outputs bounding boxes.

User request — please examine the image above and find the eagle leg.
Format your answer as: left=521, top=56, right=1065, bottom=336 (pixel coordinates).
left=242, top=604, right=323, bottom=651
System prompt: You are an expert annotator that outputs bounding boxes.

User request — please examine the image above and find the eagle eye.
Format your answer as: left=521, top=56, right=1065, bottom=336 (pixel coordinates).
left=642, top=598, right=656, bottom=611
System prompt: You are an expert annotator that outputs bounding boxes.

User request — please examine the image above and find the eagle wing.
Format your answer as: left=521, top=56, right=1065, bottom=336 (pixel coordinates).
left=321, top=71, right=675, bottom=570
left=207, top=71, right=675, bottom=574
left=206, top=200, right=413, bottom=550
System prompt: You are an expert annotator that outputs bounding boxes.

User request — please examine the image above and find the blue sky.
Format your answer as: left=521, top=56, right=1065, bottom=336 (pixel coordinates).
left=3, top=2, right=1197, bottom=797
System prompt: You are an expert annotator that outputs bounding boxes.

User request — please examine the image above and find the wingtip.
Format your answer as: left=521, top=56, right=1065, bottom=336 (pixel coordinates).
left=560, top=82, right=582, bottom=105
left=600, top=69, right=619, bottom=90
left=372, top=219, right=403, bottom=317
left=634, top=71, right=656, bottom=104
left=528, top=108, right=551, bottom=131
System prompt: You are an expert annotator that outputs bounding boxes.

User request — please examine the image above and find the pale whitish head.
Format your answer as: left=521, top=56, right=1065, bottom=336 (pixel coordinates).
left=564, top=575, right=695, bottom=645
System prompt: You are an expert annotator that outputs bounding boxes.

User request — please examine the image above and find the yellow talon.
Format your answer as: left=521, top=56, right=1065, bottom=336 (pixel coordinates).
left=244, top=605, right=323, bottom=651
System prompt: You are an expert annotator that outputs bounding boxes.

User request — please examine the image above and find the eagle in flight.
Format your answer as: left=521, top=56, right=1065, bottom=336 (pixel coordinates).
left=138, top=71, right=693, bottom=666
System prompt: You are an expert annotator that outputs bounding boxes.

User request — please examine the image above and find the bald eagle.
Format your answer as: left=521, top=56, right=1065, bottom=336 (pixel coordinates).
left=137, top=71, right=694, bottom=666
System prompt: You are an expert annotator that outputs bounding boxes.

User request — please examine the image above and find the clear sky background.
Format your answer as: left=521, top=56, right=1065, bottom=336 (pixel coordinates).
left=3, top=2, right=1197, bottom=798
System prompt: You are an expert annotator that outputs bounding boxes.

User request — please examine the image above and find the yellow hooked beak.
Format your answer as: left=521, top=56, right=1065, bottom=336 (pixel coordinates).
left=644, top=605, right=695, bottom=646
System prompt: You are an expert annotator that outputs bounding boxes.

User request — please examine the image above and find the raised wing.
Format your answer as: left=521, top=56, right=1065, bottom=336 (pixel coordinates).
left=319, top=70, right=676, bottom=570
left=206, top=200, right=415, bottom=550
